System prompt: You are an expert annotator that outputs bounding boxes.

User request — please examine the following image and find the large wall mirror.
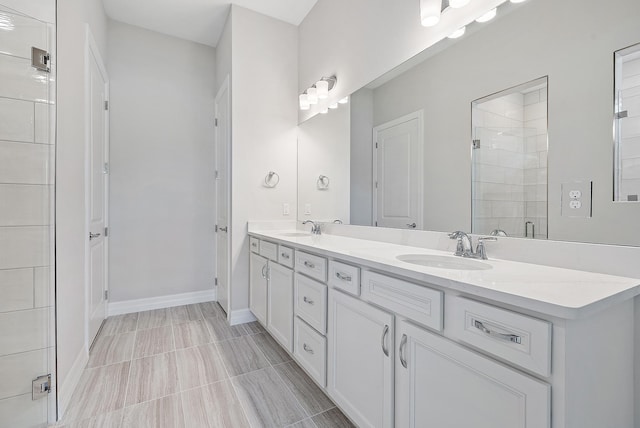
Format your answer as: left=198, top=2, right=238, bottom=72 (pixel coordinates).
left=297, top=0, right=640, bottom=247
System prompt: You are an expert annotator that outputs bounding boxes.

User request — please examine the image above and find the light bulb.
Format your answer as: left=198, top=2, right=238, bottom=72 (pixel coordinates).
left=316, top=80, right=329, bottom=99
left=299, top=94, right=310, bottom=110
left=449, top=0, right=470, bottom=8
left=338, top=96, right=349, bottom=104
left=320, top=107, right=329, bottom=114
left=329, top=102, right=339, bottom=109
left=476, top=8, right=496, bottom=23
left=307, top=87, right=318, bottom=104
left=420, top=0, right=442, bottom=27
left=448, top=26, right=466, bottom=39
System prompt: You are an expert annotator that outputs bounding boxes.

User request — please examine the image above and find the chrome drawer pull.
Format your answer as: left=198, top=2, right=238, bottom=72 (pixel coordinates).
left=303, top=261, right=315, bottom=269
left=474, top=320, right=522, bottom=344
left=303, top=296, right=314, bottom=305
left=252, top=242, right=258, bottom=248
left=381, top=325, right=390, bottom=357
left=303, top=343, right=314, bottom=354
left=335, top=272, right=352, bottom=282
left=281, top=253, right=290, bottom=260
left=261, top=265, right=267, bottom=279
left=399, top=334, right=408, bottom=368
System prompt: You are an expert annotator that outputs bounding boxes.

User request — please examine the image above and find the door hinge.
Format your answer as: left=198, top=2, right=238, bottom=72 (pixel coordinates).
left=215, top=278, right=218, bottom=286
left=215, top=170, right=219, bottom=179
left=104, top=227, right=109, bottom=237
left=215, top=118, right=218, bottom=126
left=215, top=225, right=218, bottom=232
left=375, top=181, right=378, bottom=189
left=104, top=100, right=109, bottom=111
left=31, top=47, right=50, bottom=72
left=375, top=142, right=378, bottom=149
left=104, top=290, right=109, bottom=300
left=32, top=374, right=51, bottom=400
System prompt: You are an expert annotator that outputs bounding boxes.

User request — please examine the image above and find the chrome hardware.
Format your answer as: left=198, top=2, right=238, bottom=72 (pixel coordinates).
left=525, top=221, right=535, bottom=239
left=303, top=296, right=314, bottom=305
left=251, top=242, right=258, bottom=248
left=490, top=229, right=508, bottom=237
left=303, top=343, right=314, bottom=354
left=399, top=334, right=408, bottom=368
left=261, top=265, right=267, bottom=279
left=32, top=374, right=51, bottom=400
left=303, top=260, right=315, bottom=269
left=472, top=139, right=481, bottom=149
left=449, top=231, right=497, bottom=260
left=263, top=171, right=280, bottom=188
left=616, top=110, right=628, bottom=119
left=31, top=47, right=50, bottom=72
left=89, top=232, right=101, bottom=240
left=302, top=220, right=322, bottom=235
left=281, top=252, right=290, bottom=260
left=475, top=237, right=497, bottom=260
left=406, top=223, right=417, bottom=229
left=474, top=320, right=522, bottom=344
left=317, top=175, right=330, bottom=190
left=381, top=325, right=390, bottom=357
left=333, top=219, right=343, bottom=224
left=219, top=226, right=228, bottom=232
left=335, top=272, right=352, bottom=282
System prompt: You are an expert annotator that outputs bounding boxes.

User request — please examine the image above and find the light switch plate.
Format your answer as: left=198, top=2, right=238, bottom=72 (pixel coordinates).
left=283, top=203, right=290, bottom=216
left=561, top=181, right=592, bottom=217
left=304, top=204, right=312, bottom=215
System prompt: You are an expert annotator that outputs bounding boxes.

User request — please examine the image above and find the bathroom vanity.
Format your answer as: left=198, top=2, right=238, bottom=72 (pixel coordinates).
left=248, top=227, right=640, bottom=428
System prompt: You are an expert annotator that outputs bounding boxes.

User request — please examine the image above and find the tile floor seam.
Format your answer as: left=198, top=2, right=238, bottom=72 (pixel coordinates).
left=172, top=321, right=189, bottom=428
left=117, top=313, right=139, bottom=428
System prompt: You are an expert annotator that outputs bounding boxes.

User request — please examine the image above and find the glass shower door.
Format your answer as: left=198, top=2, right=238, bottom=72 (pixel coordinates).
left=0, top=5, right=56, bottom=427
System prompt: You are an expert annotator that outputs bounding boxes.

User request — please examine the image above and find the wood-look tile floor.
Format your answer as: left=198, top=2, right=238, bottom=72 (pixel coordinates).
left=55, top=302, right=354, bottom=428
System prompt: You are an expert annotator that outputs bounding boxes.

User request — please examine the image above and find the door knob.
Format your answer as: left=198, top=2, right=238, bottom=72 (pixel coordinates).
left=406, top=223, right=417, bottom=229
left=89, top=232, right=101, bottom=240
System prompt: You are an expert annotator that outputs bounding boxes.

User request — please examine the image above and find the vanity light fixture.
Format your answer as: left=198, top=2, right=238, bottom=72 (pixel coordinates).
left=448, top=26, right=466, bottom=38
left=329, top=102, right=339, bottom=109
left=299, top=75, right=338, bottom=111
left=476, top=8, right=497, bottom=23
left=338, top=96, right=349, bottom=104
left=316, top=79, right=329, bottom=99
left=320, top=107, right=329, bottom=114
left=420, top=0, right=442, bottom=27
left=449, top=0, right=471, bottom=8
left=299, top=94, right=310, bottom=110
left=307, top=87, right=318, bottom=105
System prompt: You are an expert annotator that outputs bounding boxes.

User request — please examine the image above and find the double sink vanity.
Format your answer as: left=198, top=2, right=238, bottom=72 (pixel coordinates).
left=248, top=224, right=640, bottom=428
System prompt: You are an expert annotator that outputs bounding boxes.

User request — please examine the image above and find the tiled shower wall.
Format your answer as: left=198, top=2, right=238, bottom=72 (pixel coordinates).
left=0, top=5, right=56, bottom=426
left=618, top=56, right=640, bottom=201
left=523, top=89, right=548, bottom=239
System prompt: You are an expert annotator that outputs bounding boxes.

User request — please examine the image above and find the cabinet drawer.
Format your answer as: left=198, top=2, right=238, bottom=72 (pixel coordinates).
left=259, top=240, right=278, bottom=261
left=249, top=237, right=260, bottom=253
left=294, top=316, right=327, bottom=387
left=328, top=260, right=360, bottom=296
left=446, top=296, right=552, bottom=377
left=278, top=245, right=294, bottom=268
left=361, top=271, right=443, bottom=332
left=295, top=251, right=327, bottom=283
left=295, top=273, right=327, bottom=334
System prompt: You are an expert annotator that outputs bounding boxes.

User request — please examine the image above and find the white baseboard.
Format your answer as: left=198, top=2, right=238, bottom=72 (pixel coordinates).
left=108, top=289, right=217, bottom=316
left=57, top=347, right=89, bottom=420
left=229, top=308, right=257, bottom=326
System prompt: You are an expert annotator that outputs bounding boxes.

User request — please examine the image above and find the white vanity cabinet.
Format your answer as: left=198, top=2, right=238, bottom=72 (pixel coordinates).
left=395, top=320, right=550, bottom=428
left=327, top=289, right=394, bottom=428
left=267, top=262, right=294, bottom=352
left=249, top=252, right=268, bottom=325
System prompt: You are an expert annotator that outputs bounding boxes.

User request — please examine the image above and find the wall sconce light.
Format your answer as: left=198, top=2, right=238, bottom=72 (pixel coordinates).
left=299, top=76, right=337, bottom=110
left=420, top=0, right=442, bottom=26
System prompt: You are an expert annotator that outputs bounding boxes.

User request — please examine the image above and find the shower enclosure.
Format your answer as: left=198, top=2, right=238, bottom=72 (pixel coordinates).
left=0, top=3, right=56, bottom=427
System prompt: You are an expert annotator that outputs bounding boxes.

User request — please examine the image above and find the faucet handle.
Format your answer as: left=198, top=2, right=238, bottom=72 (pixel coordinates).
left=448, top=231, right=465, bottom=239
left=476, top=236, right=497, bottom=260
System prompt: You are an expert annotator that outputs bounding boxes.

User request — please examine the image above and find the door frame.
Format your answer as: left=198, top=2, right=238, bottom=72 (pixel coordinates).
left=215, top=75, right=231, bottom=319
left=372, top=110, right=424, bottom=228
left=84, top=25, right=109, bottom=351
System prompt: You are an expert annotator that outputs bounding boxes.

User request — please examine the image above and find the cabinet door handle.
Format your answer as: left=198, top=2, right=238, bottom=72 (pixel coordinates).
left=474, top=320, right=522, bottom=344
left=303, top=296, right=314, bottom=305
left=281, top=253, right=290, bottom=260
left=399, top=334, right=408, bottom=368
left=381, top=324, right=390, bottom=357
left=303, top=261, right=315, bottom=269
left=261, top=264, right=267, bottom=279
left=303, top=343, right=314, bottom=354
left=335, top=272, right=352, bottom=282
left=252, top=242, right=258, bottom=248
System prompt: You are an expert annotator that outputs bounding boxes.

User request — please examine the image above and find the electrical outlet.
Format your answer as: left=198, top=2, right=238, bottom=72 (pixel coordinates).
left=304, top=204, right=312, bottom=215
left=283, top=203, right=290, bottom=216
left=561, top=181, right=592, bottom=217
left=570, top=200, right=582, bottom=209
left=569, top=190, right=582, bottom=199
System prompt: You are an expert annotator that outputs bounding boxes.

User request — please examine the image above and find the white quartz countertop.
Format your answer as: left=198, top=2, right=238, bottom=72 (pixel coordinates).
left=249, top=229, right=640, bottom=320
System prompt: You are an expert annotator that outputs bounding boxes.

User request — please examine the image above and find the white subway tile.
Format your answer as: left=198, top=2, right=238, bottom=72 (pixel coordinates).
left=0, top=184, right=50, bottom=226
left=0, top=307, right=50, bottom=356
left=622, top=73, right=640, bottom=91
left=524, top=91, right=539, bottom=106
left=0, top=393, right=48, bottom=427
left=34, top=102, right=50, bottom=144
left=0, top=98, right=34, bottom=142
left=0, top=10, right=48, bottom=60
left=539, top=88, right=547, bottom=102
left=621, top=157, right=640, bottom=179
left=538, top=152, right=548, bottom=168
left=0, top=268, right=33, bottom=312
left=621, top=116, right=640, bottom=138
left=34, top=266, right=50, bottom=308
left=0, top=226, right=50, bottom=269
left=0, top=348, right=49, bottom=399
left=0, top=55, right=49, bottom=102
left=524, top=102, right=547, bottom=121
left=0, top=141, right=52, bottom=184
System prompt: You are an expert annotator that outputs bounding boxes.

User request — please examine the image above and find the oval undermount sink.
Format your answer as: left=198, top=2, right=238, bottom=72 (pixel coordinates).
left=279, top=232, right=312, bottom=237
left=396, top=254, right=492, bottom=271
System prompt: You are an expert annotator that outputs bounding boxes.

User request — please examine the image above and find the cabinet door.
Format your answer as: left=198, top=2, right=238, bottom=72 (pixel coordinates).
left=267, top=263, right=294, bottom=352
left=249, top=252, right=268, bottom=325
left=395, top=320, right=550, bottom=428
left=327, top=289, right=394, bottom=428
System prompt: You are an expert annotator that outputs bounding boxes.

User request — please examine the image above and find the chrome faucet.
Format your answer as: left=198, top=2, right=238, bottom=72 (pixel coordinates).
left=448, top=231, right=497, bottom=260
left=303, top=220, right=322, bottom=235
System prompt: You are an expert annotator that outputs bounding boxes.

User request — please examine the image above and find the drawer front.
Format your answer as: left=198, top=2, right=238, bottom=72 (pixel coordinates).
left=295, top=251, right=327, bottom=283
left=259, top=240, right=278, bottom=261
left=446, top=296, right=552, bottom=377
left=249, top=237, right=260, bottom=253
left=294, top=316, right=327, bottom=387
left=361, top=271, right=443, bottom=332
left=328, top=260, right=360, bottom=296
left=278, top=245, right=294, bottom=268
left=295, top=273, right=327, bottom=334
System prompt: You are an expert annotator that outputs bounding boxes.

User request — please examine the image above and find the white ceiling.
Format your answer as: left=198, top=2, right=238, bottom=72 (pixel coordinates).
left=102, top=0, right=317, bottom=47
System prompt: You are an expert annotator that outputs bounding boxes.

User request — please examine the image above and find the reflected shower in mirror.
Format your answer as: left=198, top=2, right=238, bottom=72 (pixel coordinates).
left=472, top=77, right=548, bottom=239
left=614, top=42, right=640, bottom=203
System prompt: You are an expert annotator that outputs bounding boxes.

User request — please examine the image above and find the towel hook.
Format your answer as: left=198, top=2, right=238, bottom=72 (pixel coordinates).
left=264, top=171, right=280, bottom=188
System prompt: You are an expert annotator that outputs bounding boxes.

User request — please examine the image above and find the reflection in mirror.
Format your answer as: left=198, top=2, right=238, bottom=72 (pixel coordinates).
left=472, top=77, right=548, bottom=239
left=614, top=42, right=640, bottom=203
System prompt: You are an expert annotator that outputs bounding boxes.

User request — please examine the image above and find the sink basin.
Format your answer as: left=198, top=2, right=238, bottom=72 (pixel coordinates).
left=279, top=232, right=312, bottom=238
left=396, top=254, right=492, bottom=271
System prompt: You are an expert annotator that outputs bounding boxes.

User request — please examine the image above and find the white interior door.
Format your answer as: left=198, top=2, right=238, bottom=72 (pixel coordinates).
left=373, top=111, right=423, bottom=229
left=86, top=28, right=109, bottom=346
left=215, top=76, right=231, bottom=316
